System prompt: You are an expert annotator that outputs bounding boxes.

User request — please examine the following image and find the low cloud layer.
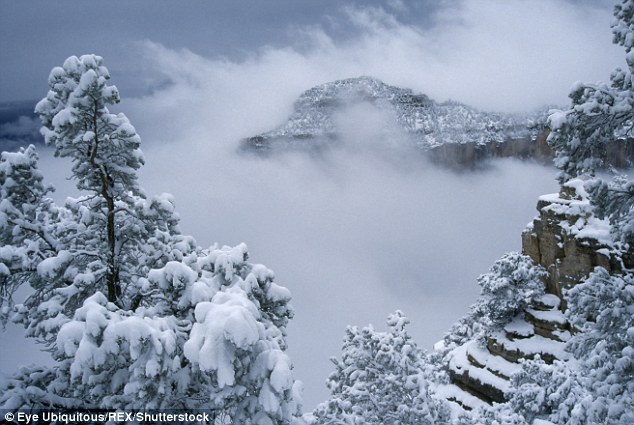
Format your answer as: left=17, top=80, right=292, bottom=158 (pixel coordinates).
left=113, top=53, right=560, bottom=405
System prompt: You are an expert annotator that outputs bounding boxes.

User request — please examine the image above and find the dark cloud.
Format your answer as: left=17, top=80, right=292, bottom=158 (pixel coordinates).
left=0, top=0, right=443, bottom=101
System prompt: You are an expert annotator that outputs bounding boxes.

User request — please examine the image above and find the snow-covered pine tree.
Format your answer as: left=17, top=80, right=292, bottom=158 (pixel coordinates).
left=586, top=175, right=634, bottom=246
left=548, top=0, right=634, bottom=184
left=0, top=145, right=58, bottom=323
left=34, top=54, right=148, bottom=306
left=1, top=54, right=182, bottom=348
left=440, top=252, right=545, bottom=352
left=562, top=267, right=634, bottom=424
left=0, top=55, right=302, bottom=424
left=469, top=252, right=546, bottom=331
left=312, top=311, right=450, bottom=425
left=502, top=267, right=634, bottom=425
left=505, top=357, right=585, bottom=425
left=579, top=1, right=634, bottom=248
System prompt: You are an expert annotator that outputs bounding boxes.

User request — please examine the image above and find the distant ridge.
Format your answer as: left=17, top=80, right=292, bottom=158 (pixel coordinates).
left=241, top=76, right=548, bottom=157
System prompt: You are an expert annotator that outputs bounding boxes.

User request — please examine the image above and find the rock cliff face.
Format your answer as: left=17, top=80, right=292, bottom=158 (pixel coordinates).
left=521, top=182, right=633, bottom=298
left=444, top=294, right=570, bottom=410
left=443, top=181, right=633, bottom=410
left=426, top=130, right=554, bottom=169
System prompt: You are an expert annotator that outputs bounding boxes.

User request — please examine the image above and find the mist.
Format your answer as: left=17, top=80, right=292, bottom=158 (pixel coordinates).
left=137, top=112, right=557, bottom=410
left=2, top=1, right=614, bottom=410
left=114, top=52, right=559, bottom=406
left=8, top=76, right=559, bottom=409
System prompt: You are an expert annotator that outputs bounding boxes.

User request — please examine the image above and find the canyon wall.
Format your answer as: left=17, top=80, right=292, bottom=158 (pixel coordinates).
left=445, top=182, right=633, bottom=410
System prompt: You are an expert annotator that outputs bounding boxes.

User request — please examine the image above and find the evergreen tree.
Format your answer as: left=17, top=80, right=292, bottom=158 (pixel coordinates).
left=502, top=267, right=634, bottom=425
left=548, top=0, right=634, bottom=183
left=547, top=0, right=634, bottom=249
left=0, top=55, right=302, bottom=423
left=0, top=145, right=58, bottom=323
left=2, top=55, right=181, bottom=346
left=563, top=267, right=634, bottom=424
left=441, top=252, right=545, bottom=352
left=586, top=175, right=634, bottom=246
left=34, top=54, right=148, bottom=306
left=507, top=357, right=586, bottom=425
left=313, top=311, right=450, bottom=425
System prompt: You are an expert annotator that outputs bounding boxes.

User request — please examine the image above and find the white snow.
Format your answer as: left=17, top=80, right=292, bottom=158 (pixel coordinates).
left=525, top=308, right=567, bottom=325
left=449, top=343, right=512, bottom=393
left=504, top=317, right=535, bottom=338
left=435, top=383, right=490, bottom=412
left=536, top=294, right=560, bottom=309
left=489, top=332, right=569, bottom=360
left=465, top=340, right=522, bottom=378
left=539, top=182, right=614, bottom=246
left=538, top=193, right=570, bottom=204
left=36, top=250, right=72, bottom=278
left=185, top=289, right=264, bottom=387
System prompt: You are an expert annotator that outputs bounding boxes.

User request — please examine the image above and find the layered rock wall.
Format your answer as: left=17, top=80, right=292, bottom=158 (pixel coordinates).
left=445, top=181, right=632, bottom=411
left=521, top=183, right=632, bottom=298
left=426, top=130, right=634, bottom=170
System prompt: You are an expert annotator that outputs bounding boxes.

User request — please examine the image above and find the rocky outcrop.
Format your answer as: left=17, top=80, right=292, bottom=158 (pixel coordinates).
left=521, top=182, right=632, bottom=298
left=240, top=76, right=634, bottom=169
left=425, top=132, right=554, bottom=169
left=444, top=179, right=632, bottom=410
left=445, top=295, right=569, bottom=410
left=241, top=76, right=547, bottom=158
left=426, top=130, right=634, bottom=170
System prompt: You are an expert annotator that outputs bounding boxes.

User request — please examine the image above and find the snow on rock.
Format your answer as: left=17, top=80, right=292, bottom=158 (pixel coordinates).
left=525, top=308, right=567, bottom=325
left=538, top=193, right=571, bottom=205
left=539, top=179, right=613, bottom=246
left=489, top=331, right=569, bottom=361
left=465, top=340, right=521, bottom=378
left=536, top=294, right=561, bottom=309
left=504, top=317, right=535, bottom=338
left=435, top=383, right=490, bottom=413
left=449, top=343, right=512, bottom=394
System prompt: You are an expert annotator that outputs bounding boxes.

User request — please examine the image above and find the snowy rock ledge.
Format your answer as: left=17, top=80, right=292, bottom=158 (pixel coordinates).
left=522, top=178, right=631, bottom=298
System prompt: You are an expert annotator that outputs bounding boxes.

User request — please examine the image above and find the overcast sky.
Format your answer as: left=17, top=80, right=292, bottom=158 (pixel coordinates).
left=0, top=0, right=625, bottom=111
left=0, top=0, right=628, bottom=412
left=0, top=0, right=443, bottom=102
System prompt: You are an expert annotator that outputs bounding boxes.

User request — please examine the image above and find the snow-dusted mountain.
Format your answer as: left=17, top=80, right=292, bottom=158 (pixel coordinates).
left=242, top=76, right=548, bottom=153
